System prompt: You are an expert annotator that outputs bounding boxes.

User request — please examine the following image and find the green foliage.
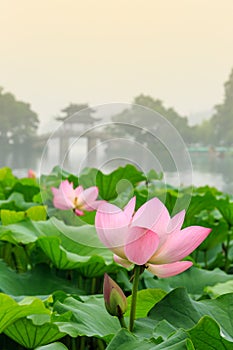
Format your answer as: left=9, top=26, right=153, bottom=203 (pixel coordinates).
left=125, top=289, right=166, bottom=318
left=143, top=267, right=233, bottom=299
left=0, top=293, right=50, bottom=333
left=148, top=288, right=233, bottom=340
left=79, top=164, right=145, bottom=201
left=1, top=165, right=233, bottom=349
left=0, top=261, right=83, bottom=295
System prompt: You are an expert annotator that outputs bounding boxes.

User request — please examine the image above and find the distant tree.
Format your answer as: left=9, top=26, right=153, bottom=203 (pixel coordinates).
left=0, top=88, right=39, bottom=164
left=104, top=95, right=196, bottom=171
left=211, top=68, right=233, bottom=146
left=192, top=119, right=214, bottom=145
left=133, top=94, right=193, bottom=143
left=0, top=88, right=39, bottom=146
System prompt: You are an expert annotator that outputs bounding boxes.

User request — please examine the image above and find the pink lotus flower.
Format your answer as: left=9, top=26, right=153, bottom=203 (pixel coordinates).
left=28, top=169, right=36, bottom=179
left=95, top=197, right=211, bottom=277
left=51, top=180, right=103, bottom=216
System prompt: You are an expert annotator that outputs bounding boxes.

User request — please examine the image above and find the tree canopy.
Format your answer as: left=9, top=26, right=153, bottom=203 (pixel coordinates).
left=210, top=68, right=233, bottom=146
left=0, top=88, right=39, bottom=146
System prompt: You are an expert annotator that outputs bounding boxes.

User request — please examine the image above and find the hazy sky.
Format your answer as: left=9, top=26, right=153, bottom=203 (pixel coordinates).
left=1, top=0, right=233, bottom=130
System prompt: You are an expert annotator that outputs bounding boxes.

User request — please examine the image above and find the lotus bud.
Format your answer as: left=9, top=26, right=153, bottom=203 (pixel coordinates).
left=103, top=273, right=127, bottom=317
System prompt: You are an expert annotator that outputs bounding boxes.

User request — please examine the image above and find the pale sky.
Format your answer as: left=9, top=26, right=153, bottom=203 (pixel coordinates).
left=1, top=0, right=233, bottom=130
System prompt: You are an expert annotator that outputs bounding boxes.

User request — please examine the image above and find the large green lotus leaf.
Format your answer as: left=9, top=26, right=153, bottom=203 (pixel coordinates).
left=125, top=288, right=166, bottom=319
left=1, top=209, right=25, bottom=225
left=54, top=295, right=120, bottom=342
left=0, top=167, right=17, bottom=195
left=38, top=236, right=115, bottom=275
left=196, top=219, right=228, bottom=251
left=38, top=236, right=95, bottom=269
left=35, top=218, right=115, bottom=275
left=106, top=328, right=188, bottom=350
left=0, top=261, right=83, bottom=296
left=0, top=192, right=37, bottom=211
left=0, top=217, right=111, bottom=258
left=133, top=318, right=162, bottom=339
left=0, top=219, right=41, bottom=244
left=107, top=317, right=233, bottom=350
left=205, top=280, right=233, bottom=298
left=106, top=329, right=161, bottom=350
left=144, top=267, right=232, bottom=298
left=216, top=198, right=233, bottom=225
left=0, top=293, right=50, bottom=333
left=0, top=217, right=115, bottom=276
left=48, top=208, right=89, bottom=226
left=49, top=165, right=79, bottom=186
left=10, top=178, right=40, bottom=202
left=0, top=242, right=31, bottom=272
left=4, top=314, right=66, bottom=348
left=75, top=257, right=118, bottom=277
left=183, top=191, right=217, bottom=226
left=39, top=218, right=112, bottom=261
left=26, top=206, right=47, bottom=221
left=1, top=206, right=47, bottom=225
left=152, top=319, right=177, bottom=340
left=187, top=316, right=233, bottom=349
left=35, top=342, right=68, bottom=350
left=148, top=288, right=233, bottom=341
left=79, top=165, right=146, bottom=200
left=146, top=169, right=163, bottom=181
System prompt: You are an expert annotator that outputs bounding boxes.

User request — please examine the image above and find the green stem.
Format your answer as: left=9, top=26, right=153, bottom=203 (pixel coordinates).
left=118, top=315, right=127, bottom=328
left=129, top=265, right=141, bottom=332
left=79, top=336, right=85, bottom=350
left=224, top=229, right=231, bottom=272
left=97, top=338, right=105, bottom=350
left=71, top=337, right=76, bottom=350
left=204, top=250, right=208, bottom=269
left=91, top=277, right=96, bottom=294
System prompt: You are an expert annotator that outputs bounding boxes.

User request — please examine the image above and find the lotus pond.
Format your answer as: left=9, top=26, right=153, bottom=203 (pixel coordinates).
left=0, top=165, right=233, bottom=350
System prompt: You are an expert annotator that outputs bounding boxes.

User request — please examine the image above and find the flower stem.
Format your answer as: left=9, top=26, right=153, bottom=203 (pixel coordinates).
left=129, top=265, right=141, bottom=332
left=118, top=315, right=127, bottom=328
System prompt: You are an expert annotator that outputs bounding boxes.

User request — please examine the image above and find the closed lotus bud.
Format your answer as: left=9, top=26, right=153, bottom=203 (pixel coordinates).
left=103, top=273, right=127, bottom=317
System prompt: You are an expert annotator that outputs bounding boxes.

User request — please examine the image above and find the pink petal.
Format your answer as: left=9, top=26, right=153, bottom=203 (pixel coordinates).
left=77, top=186, right=99, bottom=209
left=51, top=187, right=74, bottom=210
left=167, top=210, right=185, bottom=233
left=147, top=261, right=193, bottom=278
left=131, top=198, right=170, bottom=237
left=123, top=197, right=136, bottom=221
left=74, top=185, right=84, bottom=197
left=150, top=226, right=211, bottom=264
left=95, top=202, right=130, bottom=258
left=75, top=208, right=84, bottom=216
left=114, top=255, right=133, bottom=268
left=125, top=226, right=159, bottom=265
left=85, top=200, right=106, bottom=211
left=59, top=180, right=75, bottom=198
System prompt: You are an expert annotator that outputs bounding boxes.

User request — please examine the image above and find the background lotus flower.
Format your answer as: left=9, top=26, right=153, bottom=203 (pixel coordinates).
left=28, top=169, right=36, bottom=179
left=51, top=180, right=103, bottom=216
left=95, top=197, right=211, bottom=277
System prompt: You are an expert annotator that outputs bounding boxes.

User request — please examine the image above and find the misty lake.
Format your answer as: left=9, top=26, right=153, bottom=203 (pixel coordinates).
left=6, top=138, right=233, bottom=195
